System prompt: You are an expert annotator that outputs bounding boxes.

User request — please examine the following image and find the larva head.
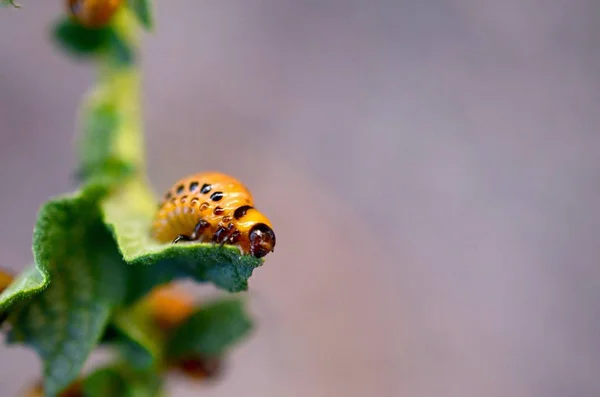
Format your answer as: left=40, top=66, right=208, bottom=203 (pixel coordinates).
left=232, top=205, right=276, bottom=258
left=249, top=223, right=276, bottom=258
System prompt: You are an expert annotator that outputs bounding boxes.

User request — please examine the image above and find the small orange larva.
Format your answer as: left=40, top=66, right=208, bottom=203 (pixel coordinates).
left=151, top=171, right=276, bottom=259
left=0, top=269, right=13, bottom=294
left=145, top=284, right=196, bottom=330
left=67, top=0, right=123, bottom=28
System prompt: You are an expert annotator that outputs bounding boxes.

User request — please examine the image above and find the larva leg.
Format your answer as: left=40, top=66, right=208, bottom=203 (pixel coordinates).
left=213, top=226, right=229, bottom=245
left=172, top=219, right=210, bottom=244
left=228, top=230, right=241, bottom=244
left=213, top=223, right=238, bottom=247
left=189, top=219, right=211, bottom=240
left=173, top=234, right=192, bottom=244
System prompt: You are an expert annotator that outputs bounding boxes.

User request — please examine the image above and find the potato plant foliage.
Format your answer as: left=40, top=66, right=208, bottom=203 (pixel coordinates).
left=0, top=2, right=265, bottom=396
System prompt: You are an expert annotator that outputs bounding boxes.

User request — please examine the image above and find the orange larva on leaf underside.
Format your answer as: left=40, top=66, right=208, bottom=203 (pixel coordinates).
left=67, top=0, right=123, bottom=28
left=151, top=171, right=276, bottom=259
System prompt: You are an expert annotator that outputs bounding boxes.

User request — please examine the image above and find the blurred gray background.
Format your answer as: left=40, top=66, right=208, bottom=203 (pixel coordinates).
left=1, top=1, right=600, bottom=396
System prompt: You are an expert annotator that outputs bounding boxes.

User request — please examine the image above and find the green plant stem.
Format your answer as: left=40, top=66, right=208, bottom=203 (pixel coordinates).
left=104, top=8, right=144, bottom=172
left=78, top=7, right=145, bottom=183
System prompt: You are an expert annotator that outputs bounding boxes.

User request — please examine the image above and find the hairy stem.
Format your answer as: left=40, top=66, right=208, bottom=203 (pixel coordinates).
left=77, top=7, right=146, bottom=183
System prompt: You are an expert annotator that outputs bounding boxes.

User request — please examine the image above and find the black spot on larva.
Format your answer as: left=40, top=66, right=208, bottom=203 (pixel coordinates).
left=176, top=184, right=185, bottom=194
left=189, top=181, right=199, bottom=192
left=201, top=183, right=211, bottom=194
left=180, top=195, right=188, bottom=204
left=210, top=191, right=224, bottom=202
left=165, top=192, right=172, bottom=200
left=213, top=206, right=225, bottom=215
left=234, top=205, right=253, bottom=220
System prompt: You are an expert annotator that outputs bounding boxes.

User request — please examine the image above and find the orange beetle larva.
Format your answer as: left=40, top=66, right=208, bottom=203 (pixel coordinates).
left=151, top=171, right=276, bottom=259
left=0, top=269, right=13, bottom=294
left=145, top=284, right=196, bottom=330
left=67, top=0, right=123, bottom=28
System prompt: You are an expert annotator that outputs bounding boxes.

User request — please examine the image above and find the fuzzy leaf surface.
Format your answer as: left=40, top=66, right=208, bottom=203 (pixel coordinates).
left=52, top=18, right=112, bottom=57
left=83, top=364, right=163, bottom=397
left=166, top=298, right=253, bottom=360
left=107, top=300, right=165, bottom=371
left=7, top=187, right=128, bottom=397
left=101, top=179, right=264, bottom=300
left=127, top=0, right=154, bottom=30
left=0, top=264, right=48, bottom=316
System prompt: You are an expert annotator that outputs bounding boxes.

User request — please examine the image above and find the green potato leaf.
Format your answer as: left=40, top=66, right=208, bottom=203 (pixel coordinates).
left=0, top=5, right=267, bottom=396
left=127, top=0, right=154, bottom=30
left=52, top=18, right=112, bottom=58
left=52, top=16, right=135, bottom=66
left=83, top=367, right=127, bottom=397
left=83, top=364, right=164, bottom=397
left=0, top=264, right=48, bottom=317
left=101, top=179, right=265, bottom=301
left=105, top=299, right=165, bottom=371
left=166, top=298, right=253, bottom=360
left=6, top=186, right=129, bottom=397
